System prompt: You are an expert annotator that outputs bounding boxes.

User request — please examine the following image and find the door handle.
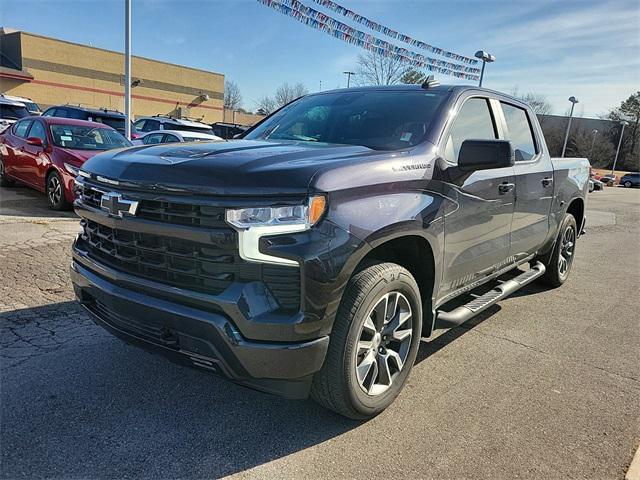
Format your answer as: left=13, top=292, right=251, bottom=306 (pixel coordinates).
left=498, top=182, right=515, bottom=194
left=541, top=176, right=553, bottom=187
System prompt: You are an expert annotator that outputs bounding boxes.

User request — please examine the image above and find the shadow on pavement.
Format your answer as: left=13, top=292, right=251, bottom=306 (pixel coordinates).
left=0, top=184, right=76, bottom=219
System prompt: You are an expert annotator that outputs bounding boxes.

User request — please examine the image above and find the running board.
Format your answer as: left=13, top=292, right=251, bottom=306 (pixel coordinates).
left=435, top=262, right=546, bottom=328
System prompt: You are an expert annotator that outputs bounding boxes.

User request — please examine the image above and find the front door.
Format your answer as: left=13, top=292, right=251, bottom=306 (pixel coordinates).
left=498, top=101, right=553, bottom=257
left=439, top=96, right=516, bottom=298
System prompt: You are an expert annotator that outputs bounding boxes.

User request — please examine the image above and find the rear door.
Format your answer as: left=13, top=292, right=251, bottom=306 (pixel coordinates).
left=4, top=119, right=33, bottom=182
left=498, top=101, right=553, bottom=258
left=440, top=96, right=516, bottom=297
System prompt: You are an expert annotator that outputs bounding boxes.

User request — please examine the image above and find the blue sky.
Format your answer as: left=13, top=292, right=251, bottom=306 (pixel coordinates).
left=2, top=0, right=639, bottom=117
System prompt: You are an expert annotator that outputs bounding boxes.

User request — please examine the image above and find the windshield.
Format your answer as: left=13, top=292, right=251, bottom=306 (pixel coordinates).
left=245, top=90, right=447, bottom=150
left=50, top=124, right=132, bottom=150
left=0, top=104, right=30, bottom=120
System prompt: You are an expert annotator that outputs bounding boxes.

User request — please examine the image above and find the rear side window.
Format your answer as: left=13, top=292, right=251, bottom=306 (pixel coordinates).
left=66, top=109, right=87, bottom=120
left=143, top=133, right=164, bottom=144
left=13, top=120, right=33, bottom=138
left=143, top=120, right=160, bottom=132
left=42, top=108, right=56, bottom=117
left=501, top=103, right=536, bottom=161
left=444, top=97, right=497, bottom=163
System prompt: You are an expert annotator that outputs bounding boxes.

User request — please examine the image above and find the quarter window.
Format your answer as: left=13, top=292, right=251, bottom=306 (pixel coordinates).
left=501, top=103, right=536, bottom=161
left=445, top=98, right=497, bottom=163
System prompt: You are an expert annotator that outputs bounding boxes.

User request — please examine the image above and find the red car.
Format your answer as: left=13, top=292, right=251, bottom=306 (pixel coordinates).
left=0, top=116, right=131, bottom=209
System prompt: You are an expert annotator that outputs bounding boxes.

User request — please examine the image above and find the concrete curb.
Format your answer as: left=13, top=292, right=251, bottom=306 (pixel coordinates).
left=626, top=445, right=640, bottom=480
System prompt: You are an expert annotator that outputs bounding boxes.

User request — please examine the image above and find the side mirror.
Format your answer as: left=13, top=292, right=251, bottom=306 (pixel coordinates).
left=26, top=137, right=44, bottom=147
left=458, top=139, right=514, bottom=171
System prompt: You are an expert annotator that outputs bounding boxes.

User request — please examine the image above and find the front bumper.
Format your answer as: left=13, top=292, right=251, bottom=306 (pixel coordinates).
left=71, top=259, right=329, bottom=399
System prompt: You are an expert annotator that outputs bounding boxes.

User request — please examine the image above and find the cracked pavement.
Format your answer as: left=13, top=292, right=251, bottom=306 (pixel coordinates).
left=1, top=185, right=638, bottom=479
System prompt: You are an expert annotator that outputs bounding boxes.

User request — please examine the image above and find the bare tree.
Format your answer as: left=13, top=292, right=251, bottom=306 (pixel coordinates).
left=255, top=82, right=309, bottom=115
left=519, top=93, right=553, bottom=115
left=567, top=128, right=616, bottom=167
left=273, top=82, right=309, bottom=107
left=355, top=51, right=405, bottom=86
left=224, top=80, right=242, bottom=110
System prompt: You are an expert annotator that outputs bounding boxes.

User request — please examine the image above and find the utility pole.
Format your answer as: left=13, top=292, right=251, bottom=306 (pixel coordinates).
left=561, top=96, right=579, bottom=158
left=343, top=71, right=355, bottom=88
left=124, top=0, right=132, bottom=140
left=612, top=121, right=629, bottom=175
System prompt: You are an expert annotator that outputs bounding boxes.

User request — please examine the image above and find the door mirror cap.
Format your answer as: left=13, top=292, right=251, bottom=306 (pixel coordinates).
left=26, top=137, right=44, bottom=147
left=458, top=139, right=514, bottom=171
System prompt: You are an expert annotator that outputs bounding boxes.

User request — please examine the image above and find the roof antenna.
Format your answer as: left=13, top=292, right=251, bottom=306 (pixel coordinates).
left=421, top=75, right=440, bottom=89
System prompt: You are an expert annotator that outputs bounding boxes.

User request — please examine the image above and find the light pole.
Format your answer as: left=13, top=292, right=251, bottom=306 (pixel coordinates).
left=343, top=71, right=355, bottom=88
left=474, top=50, right=496, bottom=87
left=611, top=120, right=629, bottom=175
left=124, top=0, right=132, bottom=140
left=589, top=129, right=598, bottom=158
left=561, top=96, right=579, bottom=158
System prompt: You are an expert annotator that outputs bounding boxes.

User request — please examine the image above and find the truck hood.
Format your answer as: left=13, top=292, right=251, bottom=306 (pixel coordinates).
left=81, top=139, right=376, bottom=196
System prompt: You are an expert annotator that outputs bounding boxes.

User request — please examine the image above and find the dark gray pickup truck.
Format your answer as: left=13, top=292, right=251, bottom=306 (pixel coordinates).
left=71, top=84, right=589, bottom=418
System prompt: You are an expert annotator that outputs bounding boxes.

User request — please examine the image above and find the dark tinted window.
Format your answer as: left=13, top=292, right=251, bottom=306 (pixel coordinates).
left=42, top=108, right=56, bottom=117
left=0, top=104, right=30, bottom=120
left=501, top=102, right=536, bottom=161
left=27, top=121, right=47, bottom=143
left=143, top=120, right=160, bottom=132
left=445, top=98, right=496, bottom=163
left=95, top=115, right=125, bottom=131
left=13, top=120, right=33, bottom=138
left=163, top=134, right=180, bottom=143
left=245, top=90, right=447, bottom=150
left=65, top=108, right=86, bottom=120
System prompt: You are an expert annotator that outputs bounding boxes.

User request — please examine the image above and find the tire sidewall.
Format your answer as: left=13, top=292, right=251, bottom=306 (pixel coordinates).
left=46, top=171, right=66, bottom=210
left=624, top=181, right=632, bottom=188
left=343, top=268, right=422, bottom=416
left=554, top=214, right=577, bottom=283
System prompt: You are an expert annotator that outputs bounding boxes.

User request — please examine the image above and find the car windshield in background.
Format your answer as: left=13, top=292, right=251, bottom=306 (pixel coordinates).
left=0, top=104, right=31, bottom=120
left=49, top=124, right=131, bottom=150
left=245, top=90, right=447, bottom=150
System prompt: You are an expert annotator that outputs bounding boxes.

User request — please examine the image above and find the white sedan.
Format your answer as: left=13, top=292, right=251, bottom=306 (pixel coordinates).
left=132, top=130, right=224, bottom=146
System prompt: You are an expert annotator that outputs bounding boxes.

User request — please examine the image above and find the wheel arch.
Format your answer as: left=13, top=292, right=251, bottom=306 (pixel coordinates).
left=566, top=197, right=585, bottom=234
left=351, top=234, right=437, bottom=337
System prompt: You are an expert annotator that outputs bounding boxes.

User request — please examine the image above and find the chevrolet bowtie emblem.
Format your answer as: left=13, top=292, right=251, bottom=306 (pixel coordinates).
left=100, top=192, right=139, bottom=217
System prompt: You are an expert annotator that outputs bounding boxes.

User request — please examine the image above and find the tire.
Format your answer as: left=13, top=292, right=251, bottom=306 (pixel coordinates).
left=311, top=262, right=423, bottom=419
left=0, top=157, right=15, bottom=187
left=624, top=181, right=632, bottom=188
left=539, top=213, right=577, bottom=288
left=46, top=171, right=71, bottom=211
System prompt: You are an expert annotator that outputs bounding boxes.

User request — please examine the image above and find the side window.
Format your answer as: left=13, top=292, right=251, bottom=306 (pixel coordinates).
left=143, top=133, right=164, bottom=144
left=163, top=134, right=179, bottom=143
left=143, top=120, right=160, bottom=132
left=13, top=120, right=33, bottom=138
left=42, top=108, right=56, bottom=117
left=445, top=98, right=496, bottom=163
left=54, top=108, right=68, bottom=118
left=26, top=121, right=47, bottom=144
left=501, top=103, right=536, bottom=161
left=134, top=120, right=146, bottom=131
left=67, top=109, right=85, bottom=120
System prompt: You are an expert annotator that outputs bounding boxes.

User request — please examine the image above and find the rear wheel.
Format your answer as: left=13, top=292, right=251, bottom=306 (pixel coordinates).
left=0, top=157, right=15, bottom=187
left=539, top=213, right=577, bottom=287
left=624, top=180, right=632, bottom=188
left=46, top=171, right=71, bottom=210
left=311, top=262, right=422, bottom=419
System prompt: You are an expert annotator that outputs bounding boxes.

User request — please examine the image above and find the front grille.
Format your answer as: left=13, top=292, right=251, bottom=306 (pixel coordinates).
left=78, top=218, right=300, bottom=311
left=80, top=184, right=227, bottom=228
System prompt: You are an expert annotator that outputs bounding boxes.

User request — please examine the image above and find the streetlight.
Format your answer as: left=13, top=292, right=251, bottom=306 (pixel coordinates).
left=343, top=71, right=355, bottom=88
left=589, top=129, right=598, bottom=158
left=124, top=0, right=132, bottom=140
left=611, top=120, right=629, bottom=175
left=561, top=96, right=579, bottom=158
left=474, top=50, right=496, bottom=87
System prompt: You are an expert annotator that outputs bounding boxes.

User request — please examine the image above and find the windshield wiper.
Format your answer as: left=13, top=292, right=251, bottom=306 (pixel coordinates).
left=270, top=134, right=319, bottom=142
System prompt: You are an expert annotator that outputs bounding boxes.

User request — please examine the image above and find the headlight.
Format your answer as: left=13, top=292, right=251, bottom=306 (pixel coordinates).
left=64, top=163, right=80, bottom=176
left=225, top=196, right=326, bottom=266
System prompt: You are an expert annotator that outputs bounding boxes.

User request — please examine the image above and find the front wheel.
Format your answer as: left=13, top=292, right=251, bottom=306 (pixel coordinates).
left=539, top=213, right=577, bottom=287
left=624, top=181, right=632, bottom=188
left=311, top=262, right=423, bottom=419
left=46, top=171, right=71, bottom=210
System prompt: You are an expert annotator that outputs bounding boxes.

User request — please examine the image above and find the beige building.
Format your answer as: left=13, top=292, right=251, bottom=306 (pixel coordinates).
left=0, top=28, right=225, bottom=123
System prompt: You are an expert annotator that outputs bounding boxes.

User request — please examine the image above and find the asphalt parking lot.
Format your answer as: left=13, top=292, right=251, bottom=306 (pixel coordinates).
left=1, top=184, right=638, bottom=479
